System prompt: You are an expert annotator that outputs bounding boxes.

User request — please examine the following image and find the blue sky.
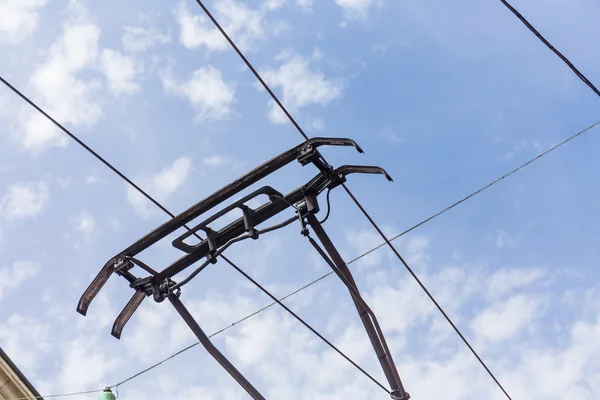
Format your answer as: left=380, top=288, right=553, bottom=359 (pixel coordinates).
left=1, top=0, right=600, bottom=398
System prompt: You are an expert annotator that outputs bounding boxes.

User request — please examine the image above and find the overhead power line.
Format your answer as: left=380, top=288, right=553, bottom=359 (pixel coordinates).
left=498, top=0, right=600, bottom=97
left=191, top=0, right=512, bottom=398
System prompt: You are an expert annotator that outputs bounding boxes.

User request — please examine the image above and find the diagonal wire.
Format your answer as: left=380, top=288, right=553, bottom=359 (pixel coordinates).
left=190, top=0, right=513, bottom=398
left=498, top=0, right=600, bottom=97
left=0, top=75, right=389, bottom=395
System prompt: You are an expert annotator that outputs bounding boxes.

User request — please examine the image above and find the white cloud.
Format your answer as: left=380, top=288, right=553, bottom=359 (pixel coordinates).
left=261, top=51, right=342, bottom=124
left=0, top=181, right=50, bottom=220
left=126, top=157, right=193, bottom=218
left=54, top=337, right=120, bottom=392
left=472, top=294, right=541, bottom=343
left=487, top=268, right=546, bottom=298
left=163, top=66, right=235, bottom=120
left=335, top=0, right=380, bottom=19
left=99, top=49, right=140, bottom=95
left=0, top=261, right=40, bottom=301
left=16, top=9, right=102, bottom=153
left=8, top=2, right=141, bottom=154
left=0, top=313, right=51, bottom=371
left=0, top=0, right=48, bottom=44
left=122, top=25, right=170, bottom=53
left=174, top=0, right=264, bottom=52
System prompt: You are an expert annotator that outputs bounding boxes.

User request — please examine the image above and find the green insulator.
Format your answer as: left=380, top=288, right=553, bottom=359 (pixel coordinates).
left=98, top=387, right=116, bottom=400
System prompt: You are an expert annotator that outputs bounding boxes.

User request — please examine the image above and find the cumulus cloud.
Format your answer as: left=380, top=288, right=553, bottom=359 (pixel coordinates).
left=15, top=6, right=102, bottom=153
left=122, top=25, right=170, bottom=53
left=163, top=66, right=235, bottom=120
left=0, top=181, right=50, bottom=220
left=0, top=261, right=40, bottom=301
left=99, top=49, right=140, bottom=94
left=0, top=313, right=51, bottom=371
left=486, top=267, right=546, bottom=298
left=8, top=2, right=141, bottom=154
left=54, top=337, right=120, bottom=392
left=126, top=157, right=193, bottom=218
left=472, top=294, right=541, bottom=343
left=0, top=0, right=48, bottom=44
left=261, top=51, right=342, bottom=124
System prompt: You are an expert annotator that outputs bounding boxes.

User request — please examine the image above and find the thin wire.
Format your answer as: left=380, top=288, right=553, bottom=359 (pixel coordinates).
left=498, top=0, right=600, bottom=97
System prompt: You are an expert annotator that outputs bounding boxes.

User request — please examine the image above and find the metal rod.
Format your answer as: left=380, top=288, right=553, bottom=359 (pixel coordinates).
left=306, top=215, right=408, bottom=399
left=169, top=294, right=266, bottom=400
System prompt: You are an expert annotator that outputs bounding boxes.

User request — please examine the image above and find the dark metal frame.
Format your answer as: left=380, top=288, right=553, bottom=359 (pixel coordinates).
left=77, top=137, right=408, bottom=399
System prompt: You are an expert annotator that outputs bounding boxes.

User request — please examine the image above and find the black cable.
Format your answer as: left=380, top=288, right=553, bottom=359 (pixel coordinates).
left=190, top=0, right=514, bottom=398
left=0, top=75, right=387, bottom=396
left=318, top=188, right=332, bottom=224
left=498, top=0, right=600, bottom=98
